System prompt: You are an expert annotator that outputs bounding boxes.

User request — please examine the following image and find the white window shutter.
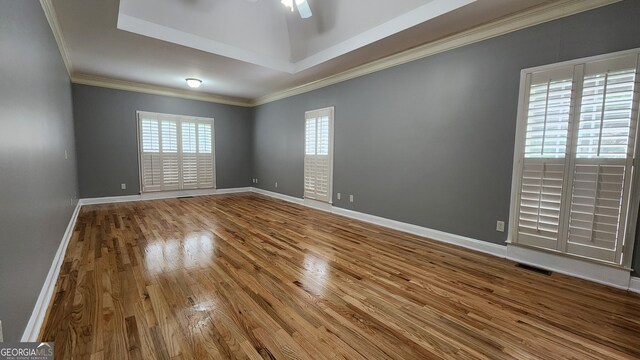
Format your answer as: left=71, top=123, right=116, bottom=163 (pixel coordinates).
left=566, top=162, right=626, bottom=261
left=138, top=112, right=216, bottom=193
left=161, top=120, right=180, bottom=191
left=314, top=116, right=331, bottom=200
left=514, top=52, right=640, bottom=266
left=197, top=122, right=215, bottom=188
left=181, top=121, right=198, bottom=189
left=304, top=108, right=334, bottom=203
left=140, top=118, right=162, bottom=192
left=304, top=117, right=317, bottom=198
left=517, top=159, right=566, bottom=249
left=516, top=69, right=574, bottom=251
left=565, top=55, right=639, bottom=262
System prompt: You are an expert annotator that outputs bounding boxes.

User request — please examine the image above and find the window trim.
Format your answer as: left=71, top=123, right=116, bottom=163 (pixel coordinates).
left=136, top=111, right=216, bottom=194
left=508, top=48, right=640, bottom=270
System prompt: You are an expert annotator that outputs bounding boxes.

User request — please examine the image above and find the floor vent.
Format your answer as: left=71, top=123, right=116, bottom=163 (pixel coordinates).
left=516, top=263, right=552, bottom=276
left=177, top=196, right=194, bottom=199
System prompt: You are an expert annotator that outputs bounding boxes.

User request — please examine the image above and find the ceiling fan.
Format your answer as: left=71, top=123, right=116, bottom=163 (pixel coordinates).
left=244, top=0, right=312, bottom=19
left=281, top=0, right=312, bottom=19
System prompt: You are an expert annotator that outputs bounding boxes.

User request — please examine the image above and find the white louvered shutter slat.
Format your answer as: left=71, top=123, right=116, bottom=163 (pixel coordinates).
left=524, top=79, right=573, bottom=159
left=304, top=157, right=316, bottom=197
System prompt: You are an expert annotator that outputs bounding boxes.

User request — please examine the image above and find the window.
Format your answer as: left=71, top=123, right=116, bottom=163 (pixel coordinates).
left=137, top=112, right=215, bottom=192
left=304, top=107, right=334, bottom=203
left=512, top=51, right=640, bottom=266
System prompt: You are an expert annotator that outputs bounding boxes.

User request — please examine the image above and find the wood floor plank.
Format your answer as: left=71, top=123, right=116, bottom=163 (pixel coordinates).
left=40, top=193, right=640, bottom=359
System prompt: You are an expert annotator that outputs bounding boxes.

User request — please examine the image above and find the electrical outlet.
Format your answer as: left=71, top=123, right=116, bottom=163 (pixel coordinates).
left=349, top=195, right=354, bottom=203
left=496, top=221, right=505, bottom=232
left=337, top=193, right=341, bottom=200
left=64, top=149, right=68, bottom=160
left=121, top=183, right=127, bottom=190
left=256, top=178, right=259, bottom=184
left=275, top=182, right=278, bottom=188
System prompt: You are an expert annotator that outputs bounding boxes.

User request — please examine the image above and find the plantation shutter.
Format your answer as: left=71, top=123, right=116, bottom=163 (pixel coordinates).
left=304, top=117, right=317, bottom=197
left=161, top=120, right=180, bottom=191
left=514, top=52, right=640, bottom=265
left=138, top=112, right=216, bottom=193
left=304, top=107, right=334, bottom=203
left=197, top=123, right=215, bottom=188
left=566, top=55, right=639, bottom=262
left=516, top=67, right=575, bottom=250
left=182, top=121, right=198, bottom=189
left=140, top=118, right=162, bottom=192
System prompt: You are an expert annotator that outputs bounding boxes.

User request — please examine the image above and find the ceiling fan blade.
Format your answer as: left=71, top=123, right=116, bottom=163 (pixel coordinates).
left=295, top=0, right=312, bottom=18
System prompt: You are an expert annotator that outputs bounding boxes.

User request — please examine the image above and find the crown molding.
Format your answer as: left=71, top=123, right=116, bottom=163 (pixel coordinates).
left=41, top=0, right=620, bottom=107
left=39, top=0, right=252, bottom=107
left=71, top=73, right=254, bottom=107
left=253, top=0, right=621, bottom=105
left=40, top=0, right=73, bottom=78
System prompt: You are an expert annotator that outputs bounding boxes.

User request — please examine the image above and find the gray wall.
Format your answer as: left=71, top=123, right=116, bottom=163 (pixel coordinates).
left=2, top=0, right=637, bottom=345
left=252, top=1, right=640, bottom=274
left=0, top=0, right=79, bottom=342
left=72, top=85, right=254, bottom=198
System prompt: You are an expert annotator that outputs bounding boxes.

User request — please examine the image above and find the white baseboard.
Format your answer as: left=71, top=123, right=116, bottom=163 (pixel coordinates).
left=630, top=277, right=640, bottom=294
left=250, top=188, right=506, bottom=258
left=79, top=187, right=252, bottom=205
left=251, top=188, right=304, bottom=205
left=506, top=245, right=631, bottom=289
left=304, top=198, right=333, bottom=212
left=251, top=187, right=640, bottom=292
left=21, top=201, right=82, bottom=342
left=331, top=207, right=507, bottom=258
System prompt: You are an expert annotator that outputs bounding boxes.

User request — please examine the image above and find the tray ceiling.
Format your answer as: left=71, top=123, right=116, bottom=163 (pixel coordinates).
left=117, top=0, right=475, bottom=73
left=50, top=0, right=581, bottom=100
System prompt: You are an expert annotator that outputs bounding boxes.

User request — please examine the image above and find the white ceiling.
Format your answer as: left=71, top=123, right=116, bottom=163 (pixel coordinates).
left=52, top=0, right=554, bottom=101
left=117, top=0, right=476, bottom=73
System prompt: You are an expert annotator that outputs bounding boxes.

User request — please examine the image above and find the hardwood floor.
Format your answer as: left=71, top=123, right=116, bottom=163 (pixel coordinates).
left=39, top=193, right=640, bottom=359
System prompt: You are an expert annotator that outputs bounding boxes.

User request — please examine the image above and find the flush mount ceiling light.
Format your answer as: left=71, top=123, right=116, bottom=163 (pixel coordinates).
left=281, top=0, right=312, bottom=19
left=185, top=78, right=202, bottom=88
